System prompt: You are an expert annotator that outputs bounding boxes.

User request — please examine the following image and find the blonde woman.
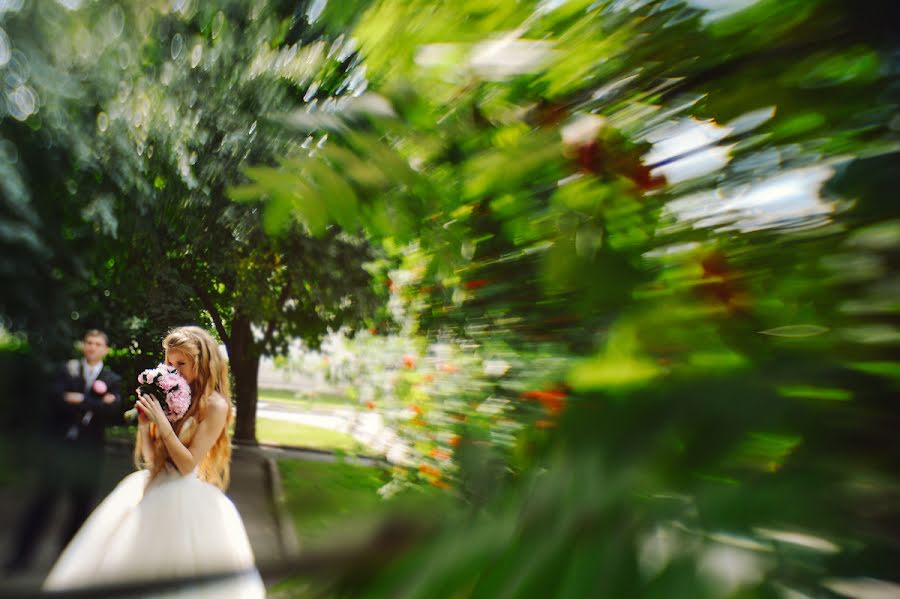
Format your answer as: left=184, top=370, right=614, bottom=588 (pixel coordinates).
left=44, top=326, right=264, bottom=597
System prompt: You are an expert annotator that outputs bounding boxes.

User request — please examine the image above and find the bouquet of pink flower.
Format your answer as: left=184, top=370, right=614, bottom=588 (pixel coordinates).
left=131, top=364, right=192, bottom=422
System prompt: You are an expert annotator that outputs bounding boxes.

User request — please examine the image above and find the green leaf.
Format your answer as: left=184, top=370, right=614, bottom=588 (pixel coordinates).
left=758, top=325, right=829, bottom=337
left=305, top=159, right=361, bottom=231
left=226, top=184, right=266, bottom=202
left=262, top=193, right=294, bottom=235
left=777, top=386, right=852, bottom=401
left=847, top=361, right=900, bottom=379
left=567, top=356, right=662, bottom=391
left=290, top=191, right=330, bottom=237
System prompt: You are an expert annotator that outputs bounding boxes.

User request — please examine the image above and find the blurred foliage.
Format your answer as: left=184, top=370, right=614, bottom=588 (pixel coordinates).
left=0, top=0, right=386, bottom=441
left=237, top=0, right=900, bottom=596
left=0, top=0, right=898, bottom=596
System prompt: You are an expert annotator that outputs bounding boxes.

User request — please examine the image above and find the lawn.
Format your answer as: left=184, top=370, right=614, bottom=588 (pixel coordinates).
left=259, top=388, right=356, bottom=412
left=276, top=458, right=389, bottom=549
left=107, top=417, right=370, bottom=455
left=271, top=458, right=452, bottom=597
left=256, top=417, right=370, bottom=454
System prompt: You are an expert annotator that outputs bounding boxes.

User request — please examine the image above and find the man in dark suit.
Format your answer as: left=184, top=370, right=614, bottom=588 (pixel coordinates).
left=3, top=329, right=122, bottom=573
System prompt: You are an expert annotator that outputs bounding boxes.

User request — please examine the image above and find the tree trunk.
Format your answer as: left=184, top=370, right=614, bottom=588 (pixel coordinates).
left=229, top=315, right=260, bottom=444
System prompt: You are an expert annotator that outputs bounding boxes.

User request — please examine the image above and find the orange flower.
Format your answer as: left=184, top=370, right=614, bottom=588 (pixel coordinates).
left=423, top=374, right=435, bottom=383
left=440, top=362, right=459, bottom=374
left=536, top=419, right=557, bottom=429
left=430, top=448, right=451, bottom=460
left=411, top=417, right=426, bottom=427
left=430, top=479, right=450, bottom=489
left=521, top=388, right=568, bottom=415
left=418, top=464, right=441, bottom=478
left=366, top=401, right=376, bottom=410
left=403, top=355, right=417, bottom=369
left=448, top=435, right=461, bottom=447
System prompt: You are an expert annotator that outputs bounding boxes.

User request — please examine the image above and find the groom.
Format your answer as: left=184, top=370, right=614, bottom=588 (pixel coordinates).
left=59, top=329, right=123, bottom=448
left=4, top=329, right=122, bottom=573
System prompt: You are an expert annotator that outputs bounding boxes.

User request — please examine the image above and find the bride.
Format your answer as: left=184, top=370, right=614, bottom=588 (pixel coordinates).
left=43, top=326, right=265, bottom=597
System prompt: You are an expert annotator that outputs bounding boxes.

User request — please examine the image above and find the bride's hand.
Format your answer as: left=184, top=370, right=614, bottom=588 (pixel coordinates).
left=136, top=405, right=149, bottom=426
left=135, top=391, right=170, bottom=432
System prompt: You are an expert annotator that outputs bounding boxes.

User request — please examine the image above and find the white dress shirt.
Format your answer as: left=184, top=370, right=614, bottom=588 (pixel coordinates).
left=82, top=359, right=104, bottom=395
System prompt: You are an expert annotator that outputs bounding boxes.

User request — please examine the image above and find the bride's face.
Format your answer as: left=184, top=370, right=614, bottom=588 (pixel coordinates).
left=165, top=348, right=197, bottom=385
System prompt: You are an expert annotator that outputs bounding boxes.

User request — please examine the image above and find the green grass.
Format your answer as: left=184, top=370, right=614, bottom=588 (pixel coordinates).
left=109, top=417, right=370, bottom=455
left=258, top=388, right=308, bottom=401
left=256, top=417, right=371, bottom=454
left=271, top=458, right=453, bottom=597
left=259, top=388, right=354, bottom=410
left=277, top=458, right=390, bottom=548
left=258, top=395, right=358, bottom=413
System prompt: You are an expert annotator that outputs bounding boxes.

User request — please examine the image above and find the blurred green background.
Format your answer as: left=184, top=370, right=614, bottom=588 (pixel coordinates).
left=1, top=0, right=898, bottom=597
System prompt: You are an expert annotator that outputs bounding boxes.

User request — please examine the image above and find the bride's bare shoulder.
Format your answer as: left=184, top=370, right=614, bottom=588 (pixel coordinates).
left=207, top=392, right=231, bottom=415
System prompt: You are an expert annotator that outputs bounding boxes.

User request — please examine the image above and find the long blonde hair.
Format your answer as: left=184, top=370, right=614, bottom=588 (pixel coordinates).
left=134, top=326, right=233, bottom=489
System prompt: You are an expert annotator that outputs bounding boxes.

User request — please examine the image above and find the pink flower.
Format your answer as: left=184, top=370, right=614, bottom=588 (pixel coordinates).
left=158, top=372, right=181, bottom=392
left=138, top=368, right=157, bottom=385
left=165, top=388, right=191, bottom=421
left=92, top=379, right=108, bottom=395
left=136, top=364, right=192, bottom=422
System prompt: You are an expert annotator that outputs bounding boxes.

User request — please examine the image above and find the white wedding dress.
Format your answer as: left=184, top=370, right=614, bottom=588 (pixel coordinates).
left=43, top=439, right=265, bottom=597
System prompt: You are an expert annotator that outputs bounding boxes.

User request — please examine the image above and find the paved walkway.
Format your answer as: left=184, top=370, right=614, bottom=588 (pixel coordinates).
left=0, top=441, right=302, bottom=595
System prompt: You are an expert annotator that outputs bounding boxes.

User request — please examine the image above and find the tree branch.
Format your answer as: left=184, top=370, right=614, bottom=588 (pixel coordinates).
left=261, top=280, right=292, bottom=350
left=193, top=283, right=231, bottom=349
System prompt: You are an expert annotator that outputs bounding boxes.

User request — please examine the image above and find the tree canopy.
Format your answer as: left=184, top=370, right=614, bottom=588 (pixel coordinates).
left=0, top=1, right=384, bottom=440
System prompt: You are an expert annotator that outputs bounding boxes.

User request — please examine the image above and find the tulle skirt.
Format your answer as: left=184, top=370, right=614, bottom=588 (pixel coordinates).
left=43, top=469, right=265, bottom=598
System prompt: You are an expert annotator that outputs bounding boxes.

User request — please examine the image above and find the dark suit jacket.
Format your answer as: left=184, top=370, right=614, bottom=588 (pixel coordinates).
left=57, top=359, right=123, bottom=449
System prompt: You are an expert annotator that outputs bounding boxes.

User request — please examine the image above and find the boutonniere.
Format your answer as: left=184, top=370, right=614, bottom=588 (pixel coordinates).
left=66, top=360, right=80, bottom=378
left=92, top=379, right=108, bottom=395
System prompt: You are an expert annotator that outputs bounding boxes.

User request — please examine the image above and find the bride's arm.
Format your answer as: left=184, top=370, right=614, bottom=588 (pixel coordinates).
left=134, top=405, right=155, bottom=468
left=158, top=396, right=229, bottom=475
left=138, top=421, right=154, bottom=467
